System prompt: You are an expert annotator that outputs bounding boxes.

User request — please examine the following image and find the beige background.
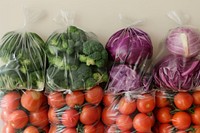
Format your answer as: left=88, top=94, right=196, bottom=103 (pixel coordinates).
left=0, top=0, right=200, bottom=130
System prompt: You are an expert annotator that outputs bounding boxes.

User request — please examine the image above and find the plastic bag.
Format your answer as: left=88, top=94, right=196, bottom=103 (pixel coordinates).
left=153, top=11, right=200, bottom=92
left=45, top=10, right=108, bottom=92
left=47, top=85, right=104, bottom=133
left=0, top=8, right=46, bottom=91
left=154, top=90, right=200, bottom=133
left=0, top=90, right=49, bottom=132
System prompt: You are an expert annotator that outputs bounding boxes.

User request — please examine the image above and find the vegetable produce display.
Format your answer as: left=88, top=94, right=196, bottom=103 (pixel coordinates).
left=154, top=90, right=200, bottom=133
left=0, top=90, right=49, bottom=133
left=45, top=25, right=108, bottom=91
left=0, top=31, right=46, bottom=91
left=47, top=85, right=104, bottom=133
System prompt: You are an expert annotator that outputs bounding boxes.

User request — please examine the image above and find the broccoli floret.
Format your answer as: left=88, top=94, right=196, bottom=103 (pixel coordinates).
left=48, top=56, right=64, bottom=69
left=67, top=26, right=87, bottom=42
left=93, top=72, right=108, bottom=83
left=85, top=78, right=96, bottom=89
left=66, top=40, right=75, bottom=55
left=79, top=40, right=108, bottom=67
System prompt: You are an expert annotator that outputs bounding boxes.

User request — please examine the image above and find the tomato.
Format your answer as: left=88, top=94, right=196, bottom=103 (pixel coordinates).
left=1, top=92, right=20, bottom=111
left=1, top=109, right=12, bottom=122
left=63, top=128, right=77, bottom=133
left=176, top=131, right=187, bottom=133
left=80, top=105, right=98, bottom=125
left=172, top=111, right=191, bottom=130
left=158, top=123, right=173, bottom=133
left=118, top=96, right=136, bottom=115
left=2, top=124, right=15, bottom=133
left=84, top=125, right=96, bottom=133
left=48, top=107, right=59, bottom=124
left=191, top=107, right=200, bottom=125
left=49, top=125, right=57, bottom=133
left=192, top=91, right=200, bottom=105
left=24, top=126, right=39, bottom=133
left=62, top=109, right=79, bottom=128
left=95, top=121, right=105, bottom=133
left=116, top=114, right=132, bottom=131
left=8, top=110, right=28, bottom=129
left=156, top=91, right=169, bottom=108
left=156, top=107, right=172, bottom=123
left=21, top=90, right=43, bottom=112
left=102, top=107, right=118, bottom=126
left=174, top=92, right=193, bottom=110
left=133, top=113, right=152, bottom=132
left=30, top=107, right=49, bottom=128
left=66, top=91, right=84, bottom=108
left=103, top=92, right=116, bottom=107
left=137, top=94, right=155, bottom=113
left=85, top=86, right=103, bottom=105
left=42, top=125, right=50, bottom=133
left=97, top=105, right=102, bottom=120
left=48, top=92, right=66, bottom=108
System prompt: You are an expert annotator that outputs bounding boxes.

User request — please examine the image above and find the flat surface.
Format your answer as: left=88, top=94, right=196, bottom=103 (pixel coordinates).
left=0, top=0, right=200, bottom=129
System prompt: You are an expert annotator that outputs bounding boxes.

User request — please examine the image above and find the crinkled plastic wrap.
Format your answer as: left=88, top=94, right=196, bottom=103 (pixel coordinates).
left=0, top=90, right=49, bottom=132
left=0, top=8, right=46, bottom=91
left=47, top=86, right=104, bottom=133
left=45, top=25, right=108, bottom=91
left=154, top=90, right=200, bottom=133
left=102, top=92, right=155, bottom=133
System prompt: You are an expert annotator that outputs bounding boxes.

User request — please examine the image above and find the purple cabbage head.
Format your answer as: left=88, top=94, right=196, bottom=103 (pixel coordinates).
left=153, top=55, right=200, bottom=91
left=106, top=28, right=153, bottom=65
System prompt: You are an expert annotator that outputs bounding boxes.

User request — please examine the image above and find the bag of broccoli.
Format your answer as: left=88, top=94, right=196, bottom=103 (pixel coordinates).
left=0, top=8, right=46, bottom=91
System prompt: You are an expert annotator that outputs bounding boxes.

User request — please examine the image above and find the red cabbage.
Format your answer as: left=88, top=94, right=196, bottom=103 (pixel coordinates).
left=107, top=64, right=151, bottom=93
left=153, top=55, right=200, bottom=91
left=106, top=28, right=153, bottom=65
left=166, top=27, right=200, bottom=58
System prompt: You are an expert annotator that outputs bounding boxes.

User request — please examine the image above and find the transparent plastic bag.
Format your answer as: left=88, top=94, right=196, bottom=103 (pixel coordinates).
left=0, top=8, right=46, bottom=91
left=154, top=90, right=200, bottom=133
left=47, top=85, right=104, bottom=133
left=153, top=11, right=200, bottom=92
left=0, top=90, right=49, bottom=132
left=45, top=10, right=108, bottom=92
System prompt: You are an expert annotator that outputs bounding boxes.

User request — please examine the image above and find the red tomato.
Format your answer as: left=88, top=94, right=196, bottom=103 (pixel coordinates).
left=66, top=91, right=84, bottom=108
left=63, top=128, right=77, bottom=133
left=62, top=109, right=79, bottom=128
left=156, top=91, right=170, bottom=108
left=172, top=111, right=191, bottom=130
left=156, top=107, right=172, bottom=123
left=80, top=105, right=98, bottom=125
left=1, top=92, right=20, bottom=111
left=30, top=107, right=49, bottom=128
left=48, top=92, right=66, bottom=108
left=8, top=110, right=28, bottom=129
left=24, top=126, right=39, bottom=133
left=2, top=124, right=15, bottom=133
left=116, top=114, right=132, bottom=131
left=118, top=96, right=136, bottom=115
left=48, top=107, right=59, bottom=124
left=191, top=107, right=200, bottom=125
left=192, top=91, right=200, bottom=105
left=158, top=123, right=173, bottom=133
left=174, top=92, right=193, bottom=110
left=97, top=105, right=102, bottom=120
left=49, top=125, right=57, bottom=133
left=176, top=131, right=187, bottom=133
left=85, top=86, right=103, bottom=105
left=21, top=90, right=43, bottom=112
left=137, top=94, right=155, bottom=113
left=102, top=107, right=118, bottom=126
left=103, top=92, right=116, bottom=107
left=133, top=113, right=152, bottom=132
left=95, top=121, right=105, bottom=133
left=84, top=125, right=96, bottom=133
left=1, top=109, right=12, bottom=122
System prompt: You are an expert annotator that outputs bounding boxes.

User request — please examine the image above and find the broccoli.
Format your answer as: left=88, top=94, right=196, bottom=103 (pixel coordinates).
left=79, top=40, right=108, bottom=68
left=48, top=56, right=64, bottom=70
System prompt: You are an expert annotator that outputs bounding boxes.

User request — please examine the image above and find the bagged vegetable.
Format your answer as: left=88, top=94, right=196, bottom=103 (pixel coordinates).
left=153, top=11, right=200, bottom=92
left=0, top=90, right=49, bottom=133
left=154, top=90, right=200, bottom=133
left=0, top=8, right=46, bottom=91
left=47, top=85, right=104, bottom=133
left=45, top=10, right=108, bottom=92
